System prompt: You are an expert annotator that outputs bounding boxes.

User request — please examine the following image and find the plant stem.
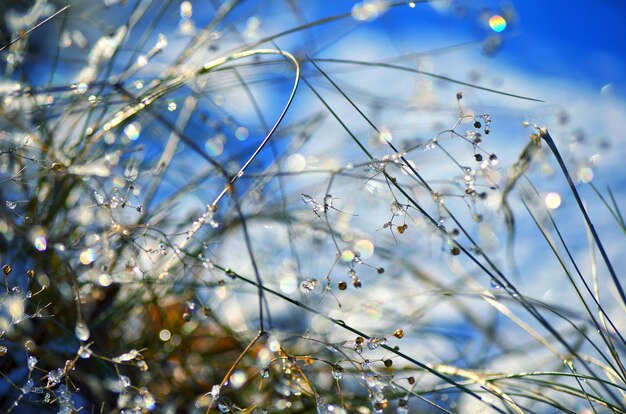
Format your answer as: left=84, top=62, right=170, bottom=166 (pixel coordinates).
left=540, top=128, right=626, bottom=308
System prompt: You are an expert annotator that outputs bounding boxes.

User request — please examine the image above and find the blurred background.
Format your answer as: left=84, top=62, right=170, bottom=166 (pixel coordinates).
left=1, top=1, right=626, bottom=413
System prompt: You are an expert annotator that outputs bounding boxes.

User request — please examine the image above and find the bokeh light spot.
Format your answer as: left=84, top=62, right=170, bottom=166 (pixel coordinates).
left=545, top=192, right=562, bottom=209
left=235, top=126, right=249, bottom=141
left=124, top=122, right=141, bottom=141
left=355, top=239, right=374, bottom=259
left=159, top=329, right=171, bottom=341
left=79, top=248, right=96, bottom=265
left=205, top=137, right=224, bottom=156
left=34, top=236, right=47, bottom=251
left=578, top=167, right=594, bottom=183
left=489, top=15, right=507, bottom=32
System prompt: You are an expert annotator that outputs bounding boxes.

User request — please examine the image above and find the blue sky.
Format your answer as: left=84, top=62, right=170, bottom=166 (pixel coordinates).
left=497, top=0, right=626, bottom=96
left=310, top=1, right=626, bottom=98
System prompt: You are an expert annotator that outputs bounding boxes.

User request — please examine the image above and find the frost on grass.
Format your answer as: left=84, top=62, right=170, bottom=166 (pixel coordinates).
left=0, top=0, right=625, bottom=413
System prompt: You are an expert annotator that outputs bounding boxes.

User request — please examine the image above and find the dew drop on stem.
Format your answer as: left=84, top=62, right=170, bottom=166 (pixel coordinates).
left=331, top=365, right=343, bottom=380
left=22, top=378, right=34, bottom=394
left=300, top=278, right=320, bottom=293
left=367, top=337, right=387, bottom=350
left=390, top=201, right=403, bottom=216
left=218, top=397, right=232, bottom=413
left=78, top=345, right=92, bottom=359
left=75, top=322, right=90, bottom=341
left=119, top=375, right=131, bottom=388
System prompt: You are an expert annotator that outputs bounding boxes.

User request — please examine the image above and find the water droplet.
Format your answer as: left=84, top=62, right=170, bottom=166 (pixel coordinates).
left=432, top=192, right=443, bottom=204
left=367, top=337, right=387, bottom=350
left=424, top=140, right=437, bottom=150
left=78, top=345, right=92, bottom=359
left=112, top=349, right=140, bottom=363
left=218, top=397, right=232, bottom=412
left=300, top=278, right=320, bottom=293
left=390, top=201, right=403, bottom=216
left=47, top=368, right=63, bottom=386
left=260, top=367, right=270, bottom=378
left=75, top=82, right=88, bottom=95
left=21, top=378, right=34, bottom=394
left=331, top=365, right=343, bottom=380
left=75, top=322, right=90, bottom=341
left=490, top=278, right=501, bottom=289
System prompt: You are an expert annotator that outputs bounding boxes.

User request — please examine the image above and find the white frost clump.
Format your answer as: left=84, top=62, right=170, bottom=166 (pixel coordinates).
left=5, top=0, right=55, bottom=35
left=78, top=26, right=128, bottom=83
